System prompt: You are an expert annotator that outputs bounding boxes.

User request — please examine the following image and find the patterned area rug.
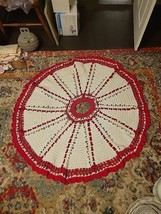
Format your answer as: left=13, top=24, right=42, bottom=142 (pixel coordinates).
left=0, top=48, right=161, bottom=213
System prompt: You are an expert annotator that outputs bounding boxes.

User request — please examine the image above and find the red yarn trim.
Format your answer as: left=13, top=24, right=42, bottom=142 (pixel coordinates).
left=12, top=56, right=151, bottom=184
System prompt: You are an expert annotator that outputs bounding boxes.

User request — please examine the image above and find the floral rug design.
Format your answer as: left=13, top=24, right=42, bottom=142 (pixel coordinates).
left=0, top=48, right=161, bottom=213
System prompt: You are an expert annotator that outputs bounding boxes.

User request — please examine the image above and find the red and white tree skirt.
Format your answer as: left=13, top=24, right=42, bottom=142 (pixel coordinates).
left=12, top=57, right=150, bottom=184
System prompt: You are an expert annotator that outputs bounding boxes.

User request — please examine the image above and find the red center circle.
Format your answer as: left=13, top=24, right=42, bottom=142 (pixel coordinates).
left=66, top=95, right=98, bottom=122
left=71, top=97, right=96, bottom=118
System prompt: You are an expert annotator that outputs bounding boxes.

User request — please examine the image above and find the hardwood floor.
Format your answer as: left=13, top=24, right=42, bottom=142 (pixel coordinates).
left=1, top=1, right=161, bottom=51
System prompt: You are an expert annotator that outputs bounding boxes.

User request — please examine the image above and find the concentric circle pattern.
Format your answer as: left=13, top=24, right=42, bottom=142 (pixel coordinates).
left=12, top=57, right=150, bottom=184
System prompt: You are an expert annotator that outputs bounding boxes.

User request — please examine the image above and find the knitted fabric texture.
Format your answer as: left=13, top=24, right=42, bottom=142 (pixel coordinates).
left=12, top=57, right=150, bottom=184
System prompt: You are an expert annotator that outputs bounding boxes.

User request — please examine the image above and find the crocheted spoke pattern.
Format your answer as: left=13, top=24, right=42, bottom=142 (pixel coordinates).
left=12, top=57, right=150, bottom=184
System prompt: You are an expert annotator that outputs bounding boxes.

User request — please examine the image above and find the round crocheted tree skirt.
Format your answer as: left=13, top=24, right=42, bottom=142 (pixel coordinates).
left=12, top=57, right=150, bottom=184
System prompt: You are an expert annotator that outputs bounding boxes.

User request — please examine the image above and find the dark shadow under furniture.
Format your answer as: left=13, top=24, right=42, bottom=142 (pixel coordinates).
left=0, top=0, right=55, bottom=43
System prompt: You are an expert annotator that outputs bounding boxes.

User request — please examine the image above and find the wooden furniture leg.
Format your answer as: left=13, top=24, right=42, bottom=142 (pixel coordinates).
left=33, top=1, right=55, bottom=43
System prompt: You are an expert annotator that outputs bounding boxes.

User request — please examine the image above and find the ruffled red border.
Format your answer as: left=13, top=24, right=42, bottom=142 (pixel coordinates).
left=12, top=56, right=151, bottom=185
